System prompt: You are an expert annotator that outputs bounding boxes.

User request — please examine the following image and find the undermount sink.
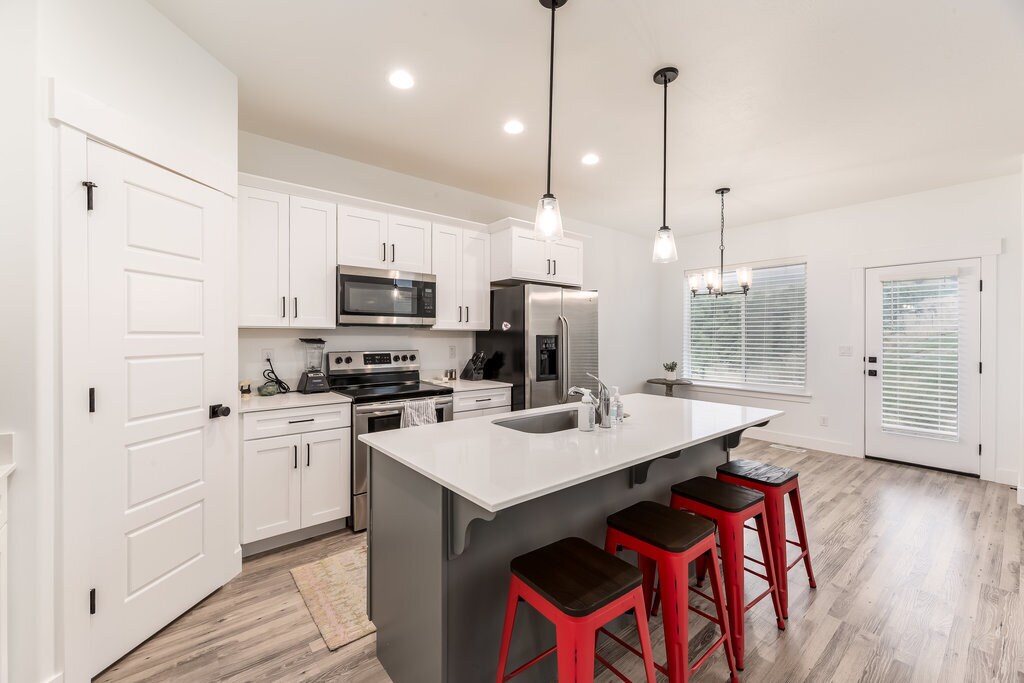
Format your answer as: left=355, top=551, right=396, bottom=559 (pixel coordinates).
left=495, top=409, right=579, bottom=434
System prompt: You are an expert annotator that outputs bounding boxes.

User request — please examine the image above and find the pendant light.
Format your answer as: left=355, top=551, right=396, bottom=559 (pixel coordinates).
left=690, top=187, right=752, bottom=296
left=534, top=0, right=566, bottom=241
left=651, top=66, right=679, bottom=263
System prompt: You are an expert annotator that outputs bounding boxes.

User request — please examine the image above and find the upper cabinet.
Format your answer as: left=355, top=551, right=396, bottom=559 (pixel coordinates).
left=238, top=187, right=337, bottom=328
left=489, top=221, right=583, bottom=287
left=338, top=205, right=431, bottom=274
left=432, top=225, right=490, bottom=331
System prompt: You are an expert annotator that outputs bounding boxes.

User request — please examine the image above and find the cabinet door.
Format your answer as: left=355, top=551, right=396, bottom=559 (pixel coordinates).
left=431, top=224, right=463, bottom=330
left=548, top=238, right=583, bottom=286
left=338, top=205, right=388, bottom=269
left=387, top=214, right=432, bottom=273
left=462, top=231, right=490, bottom=330
left=289, top=197, right=337, bottom=328
left=239, top=187, right=290, bottom=327
left=242, top=435, right=301, bottom=543
left=300, top=428, right=351, bottom=528
left=510, top=229, right=552, bottom=282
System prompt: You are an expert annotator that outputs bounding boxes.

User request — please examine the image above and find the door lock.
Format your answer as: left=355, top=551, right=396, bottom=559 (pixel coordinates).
left=867, top=369, right=878, bottom=377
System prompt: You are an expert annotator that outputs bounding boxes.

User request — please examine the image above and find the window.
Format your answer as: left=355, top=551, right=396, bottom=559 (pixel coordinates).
left=685, top=263, right=807, bottom=390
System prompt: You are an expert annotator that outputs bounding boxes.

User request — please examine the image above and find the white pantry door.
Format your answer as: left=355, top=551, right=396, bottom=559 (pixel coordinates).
left=865, top=259, right=981, bottom=474
left=84, top=141, right=237, bottom=674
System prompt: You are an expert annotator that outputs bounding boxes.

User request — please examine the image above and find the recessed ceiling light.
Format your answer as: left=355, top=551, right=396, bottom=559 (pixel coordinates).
left=388, top=69, right=415, bottom=90
left=581, top=153, right=600, bottom=166
left=503, top=119, right=525, bottom=135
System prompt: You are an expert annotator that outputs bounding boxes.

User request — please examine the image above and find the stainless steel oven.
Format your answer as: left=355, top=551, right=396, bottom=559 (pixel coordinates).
left=351, top=396, right=453, bottom=530
left=337, top=265, right=437, bottom=326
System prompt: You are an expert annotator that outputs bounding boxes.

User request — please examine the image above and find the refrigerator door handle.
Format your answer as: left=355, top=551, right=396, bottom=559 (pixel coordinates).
left=558, top=314, right=570, bottom=403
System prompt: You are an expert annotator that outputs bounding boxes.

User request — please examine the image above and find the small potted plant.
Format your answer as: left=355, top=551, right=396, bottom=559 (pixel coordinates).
left=663, top=361, right=678, bottom=380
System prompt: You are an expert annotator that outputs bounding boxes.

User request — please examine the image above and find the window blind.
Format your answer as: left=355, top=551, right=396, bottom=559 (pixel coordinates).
left=685, top=263, right=807, bottom=389
left=880, top=276, right=959, bottom=440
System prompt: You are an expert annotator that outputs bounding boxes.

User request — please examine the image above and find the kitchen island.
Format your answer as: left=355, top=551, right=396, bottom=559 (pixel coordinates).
left=360, top=393, right=781, bottom=683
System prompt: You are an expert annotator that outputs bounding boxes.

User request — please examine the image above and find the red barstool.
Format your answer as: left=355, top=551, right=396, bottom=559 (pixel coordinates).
left=717, top=459, right=816, bottom=618
left=604, top=501, right=739, bottom=683
left=670, top=476, right=786, bottom=671
left=495, top=537, right=657, bottom=683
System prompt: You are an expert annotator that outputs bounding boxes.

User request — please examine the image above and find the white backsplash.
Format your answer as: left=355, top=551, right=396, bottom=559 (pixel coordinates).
left=238, top=327, right=476, bottom=388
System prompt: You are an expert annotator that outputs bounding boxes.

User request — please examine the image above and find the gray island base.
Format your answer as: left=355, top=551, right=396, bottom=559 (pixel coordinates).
left=362, top=394, right=780, bottom=683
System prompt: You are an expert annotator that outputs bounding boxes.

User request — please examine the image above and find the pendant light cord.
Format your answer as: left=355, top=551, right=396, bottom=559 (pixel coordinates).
left=719, top=190, right=726, bottom=281
left=662, top=79, right=668, bottom=228
left=545, top=2, right=556, bottom=195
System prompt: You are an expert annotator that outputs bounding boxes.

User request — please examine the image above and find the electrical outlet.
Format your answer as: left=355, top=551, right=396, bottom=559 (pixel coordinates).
left=818, top=416, right=829, bottom=427
left=449, top=345, right=457, bottom=359
left=261, top=348, right=274, bottom=364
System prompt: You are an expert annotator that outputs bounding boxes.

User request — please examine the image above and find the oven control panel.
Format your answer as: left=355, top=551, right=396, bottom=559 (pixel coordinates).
left=327, top=350, right=420, bottom=373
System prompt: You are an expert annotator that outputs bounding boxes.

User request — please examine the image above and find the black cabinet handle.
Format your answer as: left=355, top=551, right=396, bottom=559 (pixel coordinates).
left=288, top=418, right=314, bottom=424
left=391, top=243, right=395, bottom=262
left=306, top=443, right=311, bottom=467
left=465, top=306, right=469, bottom=322
left=281, top=296, right=286, bottom=318
left=293, top=445, right=298, bottom=469
left=458, top=306, right=462, bottom=322
left=382, top=242, right=386, bottom=261
left=553, top=260, right=557, bottom=276
left=294, top=297, right=298, bottom=318
left=547, top=259, right=551, bottom=275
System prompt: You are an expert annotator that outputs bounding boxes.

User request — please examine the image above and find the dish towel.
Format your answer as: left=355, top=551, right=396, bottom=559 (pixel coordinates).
left=401, top=398, right=437, bottom=428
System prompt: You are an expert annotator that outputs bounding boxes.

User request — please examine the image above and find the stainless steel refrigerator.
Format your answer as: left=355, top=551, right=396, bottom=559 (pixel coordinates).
left=476, top=284, right=599, bottom=411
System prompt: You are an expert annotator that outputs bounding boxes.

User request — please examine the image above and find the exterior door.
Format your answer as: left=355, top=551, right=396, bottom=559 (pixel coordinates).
left=289, top=196, right=337, bottom=328
left=83, top=140, right=238, bottom=674
left=238, top=186, right=289, bottom=327
left=865, top=259, right=981, bottom=474
left=338, top=204, right=388, bottom=269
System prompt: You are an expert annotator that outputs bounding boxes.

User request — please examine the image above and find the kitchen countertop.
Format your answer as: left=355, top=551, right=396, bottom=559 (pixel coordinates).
left=427, top=378, right=513, bottom=393
left=239, top=391, right=351, bottom=414
left=359, top=392, right=781, bottom=513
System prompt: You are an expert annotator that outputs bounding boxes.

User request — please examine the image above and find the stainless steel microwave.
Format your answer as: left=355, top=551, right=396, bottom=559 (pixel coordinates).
left=337, top=266, right=437, bottom=327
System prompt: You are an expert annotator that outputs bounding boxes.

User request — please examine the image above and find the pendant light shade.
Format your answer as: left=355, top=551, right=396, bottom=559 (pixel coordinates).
left=535, top=193, right=563, bottom=241
left=651, top=67, right=679, bottom=263
left=652, top=226, right=678, bottom=263
left=535, top=0, right=567, bottom=242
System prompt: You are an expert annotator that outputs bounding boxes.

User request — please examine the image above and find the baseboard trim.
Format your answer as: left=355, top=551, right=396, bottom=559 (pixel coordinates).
left=996, top=468, right=1018, bottom=487
left=241, top=518, right=349, bottom=558
left=746, top=428, right=858, bottom=457
left=41, top=673, right=64, bottom=683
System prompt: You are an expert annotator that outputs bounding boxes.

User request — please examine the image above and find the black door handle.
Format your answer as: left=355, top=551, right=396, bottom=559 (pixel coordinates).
left=208, top=404, right=231, bottom=419
left=867, top=369, right=878, bottom=377
left=867, top=356, right=877, bottom=363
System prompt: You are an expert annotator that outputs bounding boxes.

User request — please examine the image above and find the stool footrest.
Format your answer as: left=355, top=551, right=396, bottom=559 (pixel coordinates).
left=593, top=653, right=635, bottom=683
left=787, top=548, right=810, bottom=571
left=688, top=633, right=731, bottom=678
left=745, top=586, right=775, bottom=613
left=597, top=627, right=670, bottom=678
left=501, top=646, right=556, bottom=682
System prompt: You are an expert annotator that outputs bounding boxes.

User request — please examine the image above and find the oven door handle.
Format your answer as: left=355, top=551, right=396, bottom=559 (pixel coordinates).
left=354, top=396, right=454, bottom=416
left=354, top=407, right=405, bottom=418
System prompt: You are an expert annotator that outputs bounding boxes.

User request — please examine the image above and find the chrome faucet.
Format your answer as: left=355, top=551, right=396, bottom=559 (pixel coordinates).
left=586, top=373, right=612, bottom=429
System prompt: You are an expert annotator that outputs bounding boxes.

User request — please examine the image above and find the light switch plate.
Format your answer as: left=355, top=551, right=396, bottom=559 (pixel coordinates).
left=838, top=345, right=852, bottom=357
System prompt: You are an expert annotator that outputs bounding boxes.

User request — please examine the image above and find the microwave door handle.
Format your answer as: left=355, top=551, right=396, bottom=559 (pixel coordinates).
left=558, top=315, right=569, bottom=404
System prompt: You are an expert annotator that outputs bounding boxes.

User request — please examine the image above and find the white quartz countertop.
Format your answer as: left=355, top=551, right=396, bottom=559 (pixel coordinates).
left=427, top=378, right=513, bottom=392
left=359, top=393, right=781, bottom=513
left=239, top=391, right=351, bottom=414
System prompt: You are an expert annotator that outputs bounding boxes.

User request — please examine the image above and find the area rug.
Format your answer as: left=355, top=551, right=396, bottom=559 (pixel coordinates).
left=290, top=545, right=376, bottom=650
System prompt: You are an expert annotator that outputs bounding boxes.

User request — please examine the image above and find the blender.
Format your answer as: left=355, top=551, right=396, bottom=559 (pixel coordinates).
left=297, top=338, right=330, bottom=393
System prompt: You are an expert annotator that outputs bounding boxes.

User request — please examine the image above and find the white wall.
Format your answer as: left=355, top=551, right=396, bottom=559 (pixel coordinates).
left=0, top=2, right=237, bottom=682
left=661, top=175, right=1022, bottom=483
left=239, top=132, right=663, bottom=394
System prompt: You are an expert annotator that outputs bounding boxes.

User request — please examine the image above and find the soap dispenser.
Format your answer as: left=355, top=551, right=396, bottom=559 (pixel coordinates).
left=570, top=387, right=596, bottom=432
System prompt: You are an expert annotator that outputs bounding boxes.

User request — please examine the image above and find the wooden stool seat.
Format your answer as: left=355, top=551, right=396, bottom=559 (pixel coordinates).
left=671, top=475, right=764, bottom=512
left=717, top=458, right=799, bottom=487
left=510, top=537, right=642, bottom=618
left=607, top=501, right=715, bottom=553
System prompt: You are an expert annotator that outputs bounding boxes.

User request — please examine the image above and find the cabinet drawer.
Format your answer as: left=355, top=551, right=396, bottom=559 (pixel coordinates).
left=243, top=403, right=351, bottom=440
left=453, top=389, right=511, bottom=413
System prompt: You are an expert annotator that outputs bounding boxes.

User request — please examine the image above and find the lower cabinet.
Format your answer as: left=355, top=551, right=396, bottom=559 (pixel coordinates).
left=453, top=387, right=512, bottom=421
left=242, top=426, right=351, bottom=544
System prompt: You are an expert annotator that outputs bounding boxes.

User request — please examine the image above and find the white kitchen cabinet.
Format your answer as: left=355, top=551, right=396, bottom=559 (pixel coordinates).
left=489, top=222, right=583, bottom=287
left=432, top=224, right=491, bottom=331
left=239, top=187, right=289, bottom=327
left=241, top=408, right=351, bottom=545
left=289, top=197, right=338, bottom=328
left=453, top=387, right=512, bottom=421
left=337, top=205, right=388, bottom=269
left=338, top=206, right=432, bottom=273
left=300, top=428, right=350, bottom=528
left=238, top=187, right=337, bottom=329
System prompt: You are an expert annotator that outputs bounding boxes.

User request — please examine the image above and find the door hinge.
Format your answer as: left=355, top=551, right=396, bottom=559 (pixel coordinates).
left=81, top=181, right=97, bottom=211
left=89, top=387, right=96, bottom=413
left=89, top=588, right=96, bottom=615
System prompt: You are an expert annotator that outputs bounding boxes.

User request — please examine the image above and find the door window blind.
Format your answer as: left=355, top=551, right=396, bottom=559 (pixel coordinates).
left=686, top=263, right=807, bottom=389
left=880, top=275, right=959, bottom=440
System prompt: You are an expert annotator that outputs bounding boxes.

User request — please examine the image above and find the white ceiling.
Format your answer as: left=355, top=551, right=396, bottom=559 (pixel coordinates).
left=151, top=0, right=1024, bottom=235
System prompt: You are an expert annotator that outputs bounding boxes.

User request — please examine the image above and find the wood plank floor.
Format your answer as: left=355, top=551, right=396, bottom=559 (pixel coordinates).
left=96, top=440, right=1023, bottom=682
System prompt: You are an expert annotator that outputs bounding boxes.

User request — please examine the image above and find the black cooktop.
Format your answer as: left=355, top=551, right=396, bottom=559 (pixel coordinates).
left=332, top=381, right=453, bottom=404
